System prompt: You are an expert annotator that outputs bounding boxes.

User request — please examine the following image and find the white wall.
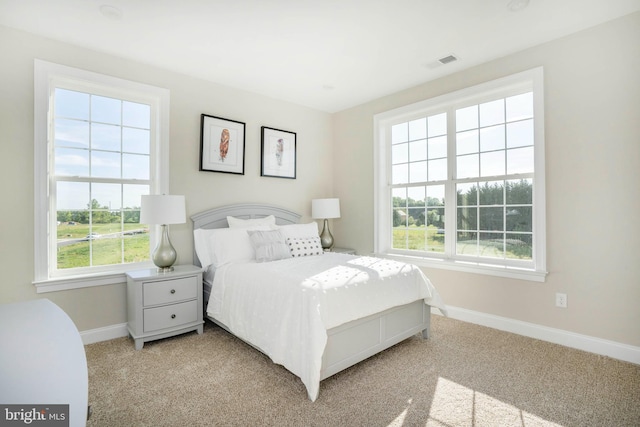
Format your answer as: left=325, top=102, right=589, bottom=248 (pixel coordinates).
left=332, top=12, right=640, bottom=348
left=1, top=12, right=638, bottom=352
left=0, top=25, right=333, bottom=331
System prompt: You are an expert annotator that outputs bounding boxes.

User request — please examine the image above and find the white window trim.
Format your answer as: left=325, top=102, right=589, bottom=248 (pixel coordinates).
left=374, top=67, right=546, bottom=282
left=33, top=59, right=170, bottom=293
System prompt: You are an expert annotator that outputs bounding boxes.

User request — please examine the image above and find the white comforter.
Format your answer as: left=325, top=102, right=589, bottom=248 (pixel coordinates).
left=207, top=253, right=446, bottom=401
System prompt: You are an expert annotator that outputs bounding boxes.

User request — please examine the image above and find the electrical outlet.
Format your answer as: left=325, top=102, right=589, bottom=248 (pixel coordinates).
left=555, top=293, right=568, bottom=308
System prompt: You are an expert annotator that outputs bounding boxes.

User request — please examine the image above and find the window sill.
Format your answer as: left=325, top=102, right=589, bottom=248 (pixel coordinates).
left=378, top=253, right=547, bottom=282
left=33, top=264, right=154, bottom=293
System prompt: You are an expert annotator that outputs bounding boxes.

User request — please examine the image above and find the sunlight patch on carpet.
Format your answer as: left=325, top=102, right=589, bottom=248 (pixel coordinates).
left=387, top=398, right=412, bottom=427
left=426, top=377, right=564, bottom=427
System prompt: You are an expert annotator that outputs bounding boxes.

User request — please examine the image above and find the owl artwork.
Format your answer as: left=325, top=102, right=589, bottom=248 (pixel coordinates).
left=219, top=128, right=230, bottom=162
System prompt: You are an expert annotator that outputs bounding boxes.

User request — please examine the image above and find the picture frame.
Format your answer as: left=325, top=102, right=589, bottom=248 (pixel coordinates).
left=261, top=126, right=296, bottom=179
left=200, top=114, right=246, bottom=175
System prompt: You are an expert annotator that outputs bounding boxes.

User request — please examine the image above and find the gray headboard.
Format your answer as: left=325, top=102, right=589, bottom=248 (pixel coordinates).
left=190, top=203, right=302, bottom=266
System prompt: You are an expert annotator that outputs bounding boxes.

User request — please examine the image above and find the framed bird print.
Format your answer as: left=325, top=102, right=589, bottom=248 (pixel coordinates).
left=261, top=126, right=296, bottom=179
left=200, top=114, right=246, bottom=175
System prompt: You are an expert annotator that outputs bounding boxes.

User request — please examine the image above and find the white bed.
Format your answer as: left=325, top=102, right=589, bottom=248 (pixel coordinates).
left=191, top=203, right=446, bottom=401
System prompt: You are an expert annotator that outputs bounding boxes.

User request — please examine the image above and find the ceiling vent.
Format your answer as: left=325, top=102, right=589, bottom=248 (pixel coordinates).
left=438, top=54, right=458, bottom=65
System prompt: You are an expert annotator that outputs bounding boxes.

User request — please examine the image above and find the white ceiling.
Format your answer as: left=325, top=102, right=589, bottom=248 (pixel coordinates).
left=1, top=0, right=639, bottom=112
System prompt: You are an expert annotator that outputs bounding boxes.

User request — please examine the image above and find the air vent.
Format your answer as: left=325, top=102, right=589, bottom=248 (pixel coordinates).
left=438, top=55, right=458, bottom=65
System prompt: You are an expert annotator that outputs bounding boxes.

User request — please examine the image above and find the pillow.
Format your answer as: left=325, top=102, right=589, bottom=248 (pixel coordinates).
left=193, top=228, right=255, bottom=268
left=287, top=236, right=324, bottom=257
left=278, top=222, right=319, bottom=240
left=247, top=230, right=292, bottom=263
left=193, top=228, right=217, bottom=268
left=227, top=215, right=276, bottom=228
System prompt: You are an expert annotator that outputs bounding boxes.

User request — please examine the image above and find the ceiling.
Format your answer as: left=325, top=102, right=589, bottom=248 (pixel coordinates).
left=1, top=0, right=639, bottom=112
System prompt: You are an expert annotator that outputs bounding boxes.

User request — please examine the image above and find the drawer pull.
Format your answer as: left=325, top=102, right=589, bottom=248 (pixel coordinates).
left=171, top=314, right=176, bottom=319
left=170, top=289, right=176, bottom=294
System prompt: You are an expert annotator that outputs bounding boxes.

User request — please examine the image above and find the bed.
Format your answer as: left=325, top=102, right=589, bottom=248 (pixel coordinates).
left=191, top=203, right=446, bottom=401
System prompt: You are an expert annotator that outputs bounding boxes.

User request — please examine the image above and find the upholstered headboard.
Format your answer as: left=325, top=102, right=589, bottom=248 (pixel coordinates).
left=190, top=203, right=302, bottom=266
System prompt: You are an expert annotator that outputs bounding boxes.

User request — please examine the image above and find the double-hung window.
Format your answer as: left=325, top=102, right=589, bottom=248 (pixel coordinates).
left=34, top=60, right=170, bottom=292
left=374, top=68, right=546, bottom=281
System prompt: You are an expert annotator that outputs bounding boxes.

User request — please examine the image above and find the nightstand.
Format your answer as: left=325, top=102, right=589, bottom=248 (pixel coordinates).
left=126, top=265, right=204, bottom=350
left=330, top=247, right=356, bottom=255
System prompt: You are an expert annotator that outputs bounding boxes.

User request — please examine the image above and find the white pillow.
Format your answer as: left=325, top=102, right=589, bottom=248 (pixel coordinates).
left=278, top=222, right=319, bottom=240
left=247, top=229, right=292, bottom=263
left=287, top=236, right=324, bottom=257
left=227, top=215, right=276, bottom=228
left=193, top=228, right=217, bottom=268
left=193, top=228, right=256, bottom=268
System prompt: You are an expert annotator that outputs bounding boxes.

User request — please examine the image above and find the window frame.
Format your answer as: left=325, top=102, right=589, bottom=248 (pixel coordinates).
left=374, top=68, right=546, bottom=282
left=34, top=60, right=170, bottom=293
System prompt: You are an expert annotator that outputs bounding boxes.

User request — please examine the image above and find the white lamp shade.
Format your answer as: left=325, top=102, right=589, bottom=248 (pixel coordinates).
left=140, top=195, right=186, bottom=225
left=312, top=198, right=341, bottom=219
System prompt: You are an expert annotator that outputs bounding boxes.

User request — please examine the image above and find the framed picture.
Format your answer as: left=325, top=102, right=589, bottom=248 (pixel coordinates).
left=200, top=114, right=246, bottom=174
left=261, top=126, right=296, bottom=179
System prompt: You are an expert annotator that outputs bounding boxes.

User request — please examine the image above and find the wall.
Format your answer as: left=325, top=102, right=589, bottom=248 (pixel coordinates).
left=1, top=13, right=638, bottom=350
left=0, top=25, right=333, bottom=332
left=332, top=12, right=640, bottom=348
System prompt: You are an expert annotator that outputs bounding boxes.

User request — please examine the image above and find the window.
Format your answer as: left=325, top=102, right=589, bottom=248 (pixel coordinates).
left=374, top=68, right=546, bottom=281
left=34, top=60, right=170, bottom=292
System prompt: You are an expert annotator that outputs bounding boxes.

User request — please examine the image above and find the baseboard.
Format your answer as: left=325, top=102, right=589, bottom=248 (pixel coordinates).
left=82, top=311, right=640, bottom=366
left=80, top=323, right=128, bottom=345
left=433, top=306, right=640, bottom=365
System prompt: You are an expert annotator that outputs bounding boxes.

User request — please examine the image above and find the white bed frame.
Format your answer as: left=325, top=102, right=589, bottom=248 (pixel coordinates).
left=191, top=203, right=431, bottom=384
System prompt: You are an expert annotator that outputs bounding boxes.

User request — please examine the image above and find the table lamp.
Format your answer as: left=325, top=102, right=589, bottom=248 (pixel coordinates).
left=312, top=198, right=341, bottom=251
left=140, top=195, right=186, bottom=272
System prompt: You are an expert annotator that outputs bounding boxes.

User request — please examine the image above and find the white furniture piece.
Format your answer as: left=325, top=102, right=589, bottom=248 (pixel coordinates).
left=191, top=203, right=443, bottom=400
left=0, top=299, right=88, bottom=426
left=126, top=265, right=204, bottom=350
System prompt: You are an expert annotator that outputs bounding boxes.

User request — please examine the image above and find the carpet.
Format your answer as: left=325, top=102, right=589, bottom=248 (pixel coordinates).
left=85, top=315, right=640, bottom=426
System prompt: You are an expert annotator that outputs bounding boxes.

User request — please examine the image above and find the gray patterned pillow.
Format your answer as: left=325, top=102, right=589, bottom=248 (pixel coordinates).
left=247, top=230, right=292, bottom=262
left=286, top=236, right=324, bottom=257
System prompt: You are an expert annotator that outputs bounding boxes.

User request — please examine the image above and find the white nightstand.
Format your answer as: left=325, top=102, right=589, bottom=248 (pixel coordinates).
left=329, top=247, right=356, bottom=255
left=126, top=265, right=204, bottom=350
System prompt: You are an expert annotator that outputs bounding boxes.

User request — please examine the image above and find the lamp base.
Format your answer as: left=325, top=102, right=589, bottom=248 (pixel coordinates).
left=152, top=224, right=177, bottom=272
left=319, top=218, right=334, bottom=251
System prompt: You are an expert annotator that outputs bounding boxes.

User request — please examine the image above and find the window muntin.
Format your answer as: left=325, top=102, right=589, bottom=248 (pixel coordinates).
left=456, top=178, right=533, bottom=261
left=375, top=68, right=545, bottom=279
left=452, top=92, right=535, bottom=261
left=53, top=88, right=152, bottom=272
left=392, top=184, right=445, bottom=253
left=34, top=60, right=170, bottom=289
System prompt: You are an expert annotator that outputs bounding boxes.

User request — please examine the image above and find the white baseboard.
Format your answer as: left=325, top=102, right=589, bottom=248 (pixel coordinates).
left=80, top=323, right=128, bottom=345
left=434, top=306, right=640, bottom=365
left=82, top=310, right=640, bottom=366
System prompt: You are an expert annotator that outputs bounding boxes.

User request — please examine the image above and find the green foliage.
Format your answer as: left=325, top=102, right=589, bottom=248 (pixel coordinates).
left=392, top=179, right=533, bottom=260
left=57, top=199, right=141, bottom=225
left=393, top=193, right=444, bottom=228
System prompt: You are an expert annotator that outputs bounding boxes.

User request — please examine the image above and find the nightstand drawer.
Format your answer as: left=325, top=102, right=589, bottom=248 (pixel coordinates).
left=143, top=300, right=198, bottom=333
left=143, top=276, right=198, bottom=306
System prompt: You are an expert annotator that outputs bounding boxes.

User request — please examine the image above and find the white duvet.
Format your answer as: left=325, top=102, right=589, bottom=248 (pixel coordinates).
left=207, top=253, right=446, bottom=401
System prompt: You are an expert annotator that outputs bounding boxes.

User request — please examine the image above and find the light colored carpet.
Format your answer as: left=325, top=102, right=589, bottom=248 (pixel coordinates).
left=85, top=315, right=640, bottom=426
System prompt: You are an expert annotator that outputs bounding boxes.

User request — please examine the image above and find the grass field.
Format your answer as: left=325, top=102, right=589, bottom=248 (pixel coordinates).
left=393, top=226, right=445, bottom=252
left=393, top=226, right=531, bottom=259
left=57, top=223, right=149, bottom=269
left=57, top=222, right=145, bottom=239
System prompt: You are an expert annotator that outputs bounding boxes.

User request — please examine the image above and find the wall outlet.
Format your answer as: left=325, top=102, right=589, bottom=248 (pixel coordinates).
left=555, top=293, right=568, bottom=308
